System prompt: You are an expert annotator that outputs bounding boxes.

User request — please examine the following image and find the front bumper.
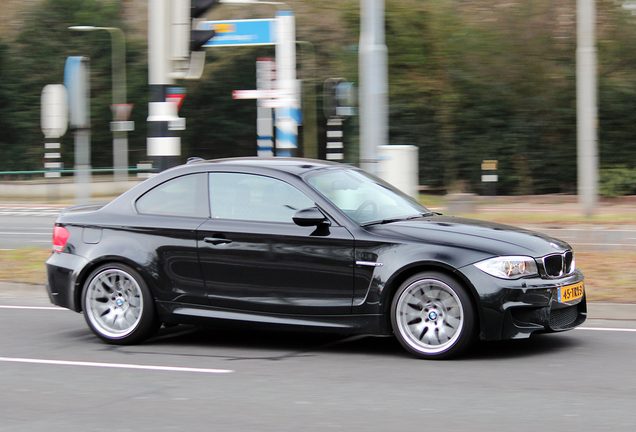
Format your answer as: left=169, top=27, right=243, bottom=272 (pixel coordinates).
left=45, top=252, right=89, bottom=312
left=459, top=266, right=587, bottom=341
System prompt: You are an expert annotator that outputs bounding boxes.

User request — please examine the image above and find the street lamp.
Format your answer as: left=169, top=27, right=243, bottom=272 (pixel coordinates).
left=68, top=26, right=133, bottom=183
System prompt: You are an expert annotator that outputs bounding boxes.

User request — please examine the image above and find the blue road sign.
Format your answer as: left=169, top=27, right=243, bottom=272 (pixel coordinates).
left=199, top=19, right=276, bottom=47
left=64, top=56, right=90, bottom=129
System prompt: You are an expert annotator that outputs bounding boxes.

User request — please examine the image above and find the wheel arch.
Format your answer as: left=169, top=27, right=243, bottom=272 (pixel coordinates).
left=380, top=262, right=482, bottom=336
left=74, top=256, right=156, bottom=313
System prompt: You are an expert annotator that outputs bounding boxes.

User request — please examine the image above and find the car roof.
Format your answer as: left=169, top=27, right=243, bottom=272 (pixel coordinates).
left=177, top=157, right=347, bottom=176
left=102, top=157, right=354, bottom=216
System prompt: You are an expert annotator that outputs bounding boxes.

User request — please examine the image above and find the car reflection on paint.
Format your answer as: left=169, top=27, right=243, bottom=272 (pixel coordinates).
left=46, top=158, right=586, bottom=359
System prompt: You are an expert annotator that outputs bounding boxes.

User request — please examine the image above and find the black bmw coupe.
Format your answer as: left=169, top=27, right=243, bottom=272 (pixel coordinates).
left=46, top=158, right=586, bottom=359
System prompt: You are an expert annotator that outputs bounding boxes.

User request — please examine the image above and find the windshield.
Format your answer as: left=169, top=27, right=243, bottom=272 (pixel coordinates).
left=306, top=168, right=430, bottom=225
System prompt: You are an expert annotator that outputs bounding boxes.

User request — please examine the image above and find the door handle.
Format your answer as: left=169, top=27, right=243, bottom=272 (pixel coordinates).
left=203, top=237, right=233, bottom=245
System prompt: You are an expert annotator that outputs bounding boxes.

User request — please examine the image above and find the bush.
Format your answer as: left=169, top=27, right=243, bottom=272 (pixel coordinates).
left=600, top=166, right=636, bottom=197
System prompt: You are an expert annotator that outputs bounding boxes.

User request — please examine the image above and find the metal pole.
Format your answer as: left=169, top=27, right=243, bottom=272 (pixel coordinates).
left=577, top=0, right=598, bottom=216
left=359, top=0, right=388, bottom=175
left=275, top=10, right=298, bottom=157
left=297, top=40, right=318, bottom=159
left=257, top=58, right=275, bottom=157
left=107, top=28, right=130, bottom=183
left=75, top=128, right=91, bottom=203
left=68, top=26, right=131, bottom=183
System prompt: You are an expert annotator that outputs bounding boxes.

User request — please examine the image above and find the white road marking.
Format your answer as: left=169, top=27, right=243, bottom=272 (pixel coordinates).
left=0, top=305, right=64, bottom=311
left=577, top=327, right=636, bottom=333
left=568, top=243, right=636, bottom=247
left=0, top=357, right=234, bottom=374
left=0, top=232, right=51, bottom=236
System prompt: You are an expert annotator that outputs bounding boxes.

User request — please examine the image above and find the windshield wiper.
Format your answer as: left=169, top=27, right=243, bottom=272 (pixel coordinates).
left=361, top=212, right=435, bottom=227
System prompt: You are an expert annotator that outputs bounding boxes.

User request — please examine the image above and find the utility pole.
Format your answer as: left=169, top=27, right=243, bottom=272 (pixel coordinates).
left=577, top=0, right=598, bottom=216
left=359, top=0, right=388, bottom=175
left=147, top=0, right=218, bottom=172
left=274, top=10, right=298, bottom=157
left=148, top=0, right=178, bottom=172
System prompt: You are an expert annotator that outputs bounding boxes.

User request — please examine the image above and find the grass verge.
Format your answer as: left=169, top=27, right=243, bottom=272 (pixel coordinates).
left=0, top=248, right=50, bottom=285
left=456, top=212, right=636, bottom=227
left=576, top=252, right=636, bottom=303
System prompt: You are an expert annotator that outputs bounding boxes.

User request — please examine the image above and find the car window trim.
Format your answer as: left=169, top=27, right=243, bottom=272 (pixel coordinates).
left=135, top=173, right=210, bottom=218
left=206, top=171, right=322, bottom=225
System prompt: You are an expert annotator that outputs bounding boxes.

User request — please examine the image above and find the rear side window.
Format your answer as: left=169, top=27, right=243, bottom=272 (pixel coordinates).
left=136, top=173, right=209, bottom=217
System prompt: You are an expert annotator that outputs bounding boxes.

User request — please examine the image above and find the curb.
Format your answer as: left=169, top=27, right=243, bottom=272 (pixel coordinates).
left=586, top=303, right=636, bottom=321
left=1, top=282, right=635, bottom=321
left=0, top=282, right=49, bottom=298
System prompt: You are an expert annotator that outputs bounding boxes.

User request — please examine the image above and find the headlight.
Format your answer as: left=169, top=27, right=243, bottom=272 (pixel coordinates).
left=474, top=256, right=539, bottom=279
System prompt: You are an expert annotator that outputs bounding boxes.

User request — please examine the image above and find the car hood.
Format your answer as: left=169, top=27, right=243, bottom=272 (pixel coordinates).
left=366, top=215, right=570, bottom=258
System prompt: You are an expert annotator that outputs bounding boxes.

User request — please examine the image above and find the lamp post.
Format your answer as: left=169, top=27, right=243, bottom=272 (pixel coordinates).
left=297, top=40, right=317, bottom=159
left=69, top=26, right=133, bottom=183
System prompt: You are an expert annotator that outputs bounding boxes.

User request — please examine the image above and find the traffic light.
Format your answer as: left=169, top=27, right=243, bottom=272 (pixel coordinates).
left=190, top=0, right=218, bottom=52
left=323, top=78, right=357, bottom=119
left=335, top=82, right=357, bottom=117
left=168, top=0, right=219, bottom=80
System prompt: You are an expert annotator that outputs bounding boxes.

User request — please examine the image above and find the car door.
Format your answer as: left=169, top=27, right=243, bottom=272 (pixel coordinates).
left=133, top=172, right=209, bottom=305
left=197, top=172, right=355, bottom=315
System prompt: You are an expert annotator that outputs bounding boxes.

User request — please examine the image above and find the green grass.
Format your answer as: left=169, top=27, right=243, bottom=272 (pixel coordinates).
left=453, top=212, right=636, bottom=226
left=575, top=252, right=636, bottom=303
left=418, top=194, right=446, bottom=209
left=418, top=194, right=636, bottom=226
left=0, top=248, right=50, bottom=285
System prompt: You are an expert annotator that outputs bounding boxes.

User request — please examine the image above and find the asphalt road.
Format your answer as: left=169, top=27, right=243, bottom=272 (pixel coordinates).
left=1, top=294, right=635, bottom=432
left=0, top=206, right=59, bottom=250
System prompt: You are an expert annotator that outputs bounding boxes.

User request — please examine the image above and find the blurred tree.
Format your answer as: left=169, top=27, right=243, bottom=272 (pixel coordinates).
left=0, top=39, right=21, bottom=173
left=3, top=0, right=148, bottom=173
left=2, top=0, right=636, bottom=196
left=180, top=49, right=266, bottom=160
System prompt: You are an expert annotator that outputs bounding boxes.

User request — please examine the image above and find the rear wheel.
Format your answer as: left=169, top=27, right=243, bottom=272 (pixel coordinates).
left=391, top=272, right=475, bottom=359
left=82, top=263, right=159, bottom=344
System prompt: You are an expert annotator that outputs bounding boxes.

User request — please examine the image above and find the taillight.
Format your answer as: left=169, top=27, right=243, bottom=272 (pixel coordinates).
left=52, top=226, right=70, bottom=252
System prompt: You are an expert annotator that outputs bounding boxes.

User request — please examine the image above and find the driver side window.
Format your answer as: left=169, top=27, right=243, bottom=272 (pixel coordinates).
left=208, top=173, right=315, bottom=223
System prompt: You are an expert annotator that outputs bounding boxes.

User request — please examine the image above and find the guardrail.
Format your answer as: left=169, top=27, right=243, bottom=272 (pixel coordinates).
left=0, top=167, right=156, bottom=176
left=0, top=167, right=156, bottom=200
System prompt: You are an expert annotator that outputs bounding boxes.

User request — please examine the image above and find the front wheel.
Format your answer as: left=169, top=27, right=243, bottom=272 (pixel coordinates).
left=82, top=263, right=159, bottom=344
left=391, top=272, right=476, bottom=359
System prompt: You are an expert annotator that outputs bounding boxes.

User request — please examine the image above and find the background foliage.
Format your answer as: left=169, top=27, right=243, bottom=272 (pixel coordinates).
left=1, top=0, right=636, bottom=195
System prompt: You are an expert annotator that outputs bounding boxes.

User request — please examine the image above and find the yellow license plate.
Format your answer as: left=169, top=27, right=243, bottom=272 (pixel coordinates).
left=558, top=282, right=584, bottom=303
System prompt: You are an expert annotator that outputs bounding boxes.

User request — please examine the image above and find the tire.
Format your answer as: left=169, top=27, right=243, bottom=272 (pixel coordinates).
left=391, top=272, right=476, bottom=359
left=82, top=263, right=159, bottom=344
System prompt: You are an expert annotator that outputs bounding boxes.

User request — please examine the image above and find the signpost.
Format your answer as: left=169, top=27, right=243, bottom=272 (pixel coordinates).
left=41, top=85, right=68, bottom=140
left=199, top=19, right=276, bottom=47
left=481, top=159, right=498, bottom=196
left=41, top=84, right=68, bottom=184
left=64, top=56, right=91, bottom=204
left=256, top=58, right=275, bottom=157
left=203, top=12, right=299, bottom=157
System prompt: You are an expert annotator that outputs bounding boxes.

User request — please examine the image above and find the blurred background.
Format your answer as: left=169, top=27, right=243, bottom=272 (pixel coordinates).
left=1, top=0, right=636, bottom=197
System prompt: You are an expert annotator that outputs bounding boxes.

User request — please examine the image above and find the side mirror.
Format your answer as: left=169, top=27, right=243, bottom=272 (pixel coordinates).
left=293, top=207, right=329, bottom=227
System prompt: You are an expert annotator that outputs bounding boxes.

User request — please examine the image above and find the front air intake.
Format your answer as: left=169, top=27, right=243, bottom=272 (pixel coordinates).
left=550, top=305, right=579, bottom=329
left=543, top=254, right=564, bottom=277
